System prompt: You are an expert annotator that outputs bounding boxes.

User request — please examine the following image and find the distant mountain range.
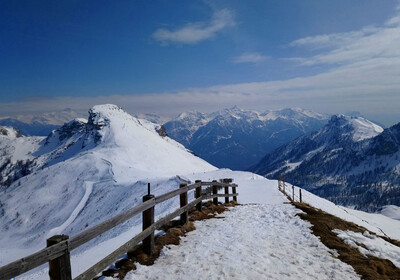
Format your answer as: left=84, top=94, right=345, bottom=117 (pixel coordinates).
left=250, top=115, right=400, bottom=211
left=0, top=118, right=59, bottom=136
left=0, top=108, right=84, bottom=136
left=3, top=105, right=398, bottom=211
left=1, top=106, right=330, bottom=171
left=164, top=106, right=329, bottom=170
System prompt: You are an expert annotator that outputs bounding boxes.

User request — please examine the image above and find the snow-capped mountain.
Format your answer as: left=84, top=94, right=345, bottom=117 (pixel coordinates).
left=2, top=106, right=400, bottom=280
left=0, top=126, right=42, bottom=186
left=164, top=106, right=329, bottom=170
left=0, top=104, right=216, bottom=270
left=250, top=114, right=400, bottom=211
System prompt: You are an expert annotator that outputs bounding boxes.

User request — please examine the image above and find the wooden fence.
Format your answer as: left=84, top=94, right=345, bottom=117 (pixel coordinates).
left=0, top=178, right=238, bottom=280
left=278, top=175, right=302, bottom=203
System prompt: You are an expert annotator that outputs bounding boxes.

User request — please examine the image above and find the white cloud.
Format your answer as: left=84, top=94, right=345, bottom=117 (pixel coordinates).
left=288, top=13, right=400, bottom=66
left=289, top=27, right=378, bottom=50
left=231, top=52, right=269, bottom=64
left=152, top=9, right=235, bottom=45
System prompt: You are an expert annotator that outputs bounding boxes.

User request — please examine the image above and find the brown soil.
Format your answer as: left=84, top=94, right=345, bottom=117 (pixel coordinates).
left=292, top=201, right=400, bottom=280
left=98, top=200, right=239, bottom=279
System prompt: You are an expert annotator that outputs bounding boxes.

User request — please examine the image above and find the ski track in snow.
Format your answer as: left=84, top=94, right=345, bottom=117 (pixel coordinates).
left=47, top=157, right=117, bottom=238
left=47, top=181, right=94, bottom=237
left=122, top=203, right=360, bottom=280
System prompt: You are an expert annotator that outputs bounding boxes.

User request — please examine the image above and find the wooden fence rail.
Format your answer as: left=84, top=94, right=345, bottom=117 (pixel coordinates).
left=0, top=178, right=238, bottom=280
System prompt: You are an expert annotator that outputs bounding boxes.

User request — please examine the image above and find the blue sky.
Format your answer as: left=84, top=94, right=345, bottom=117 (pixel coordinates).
left=1, top=0, right=399, bottom=126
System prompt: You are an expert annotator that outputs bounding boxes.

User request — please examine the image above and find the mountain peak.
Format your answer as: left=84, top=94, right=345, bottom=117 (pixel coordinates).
left=176, top=111, right=206, bottom=121
left=327, top=114, right=383, bottom=142
left=89, top=104, right=127, bottom=122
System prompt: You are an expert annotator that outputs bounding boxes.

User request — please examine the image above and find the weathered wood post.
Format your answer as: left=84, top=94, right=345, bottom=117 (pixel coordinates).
left=195, top=180, right=202, bottom=211
left=212, top=180, right=218, bottom=205
left=224, top=185, right=229, bottom=204
left=180, top=183, right=188, bottom=224
left=299, top=188, right=302, bottom=203
left=222, top=178, right=233, bottom=203
left=47, top=235, right=72, bottom=280
left=292, top=186, right=295, bottom=201
left=232, top=183, right=237, bottom=202
left=142, top=183, right=155, bottom=256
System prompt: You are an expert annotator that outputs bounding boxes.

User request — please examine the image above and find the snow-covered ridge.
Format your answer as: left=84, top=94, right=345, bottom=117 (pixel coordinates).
left=0, top=126, right=22, bottom=138
left=312, top=114, right=383, bottom=143
left=164, top=106, right=329, bottom=169
left=251, top=114, right=398, bottom=211
left=0, top=104, right=217, bottom=274
left=331, top=114, right=384, bottom=142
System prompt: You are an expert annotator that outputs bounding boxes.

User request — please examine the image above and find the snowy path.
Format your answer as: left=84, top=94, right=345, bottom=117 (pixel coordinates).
left=122, top=202, right=360, bottom=279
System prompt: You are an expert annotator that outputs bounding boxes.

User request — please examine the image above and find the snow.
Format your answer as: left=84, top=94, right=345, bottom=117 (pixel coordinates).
left=350, top=117, right=383, bottom=141
left=285, top=161, right=302, bottom=172
left=47, top=180, right=94, bottom=237
left=0, top=128, right=42, bottom=162
left=334, top=229, right=400, bottom=268
left=379, top=205, right=400, bottom=220
left=286, top=184, right=400, bottom=241
left=113, top=170, right=360, bottom=280
left=125, top=204, right=358, bottom=280
left=0, top=105, right=216, bottom=275
left=1, top=105, right=398, bottom=280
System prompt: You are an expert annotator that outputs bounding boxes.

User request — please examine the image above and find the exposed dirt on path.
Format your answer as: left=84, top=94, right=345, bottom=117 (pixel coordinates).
left=292, top=201, right=400, bottom=280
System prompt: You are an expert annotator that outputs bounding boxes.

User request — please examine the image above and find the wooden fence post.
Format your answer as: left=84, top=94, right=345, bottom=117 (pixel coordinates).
left=195, top=180, right=202, bottom=211
left=221, top=178, right=232, bottom=204
left=292, top=186, right=295, bottom=201
left=142, top=184, right=155, bottom=256
left=180, top=184, right=188, bottom=224
left=47, top=235, right=72, bottom=280
left=224, top=185, right=229, bottom=204
left=232, top=184, right=237, bottom=202
left=299, top=189, right=302, bottom=203
left=212, top=180, right=218, bottom=205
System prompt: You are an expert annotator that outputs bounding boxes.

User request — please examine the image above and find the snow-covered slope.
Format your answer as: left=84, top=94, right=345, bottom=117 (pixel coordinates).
left=2, top=106, right=399, bottom=280
left=112, top=170, right=400, bottom=280
left=0, top=104, right=216, bottom=272
left=164, top=107, right=329, bottom=170
left=0, top=126, right=42, bottom=186
left=250, top=115, right=400, bottom=211
left=124, top=172, right=360, bottom=280
left=2, top=166, right=400, bottom=279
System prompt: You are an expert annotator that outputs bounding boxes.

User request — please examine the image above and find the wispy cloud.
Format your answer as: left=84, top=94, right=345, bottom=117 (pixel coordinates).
left=231, top=52, right=269, bottom=64
left=152, top=9, right=235, bottom=45
left=288, top=13, right=400, bottom=66
left=289, top=27, right=378, bottom=50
